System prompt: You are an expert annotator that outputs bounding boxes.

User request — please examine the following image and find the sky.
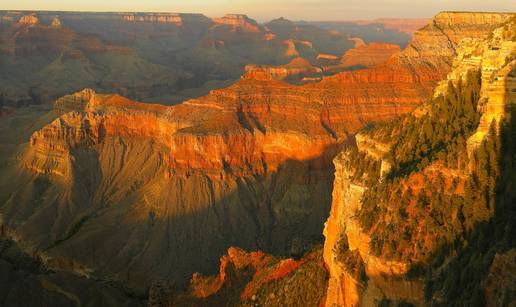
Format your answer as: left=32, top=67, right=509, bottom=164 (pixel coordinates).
left=0, top=0, right=514, bottom=22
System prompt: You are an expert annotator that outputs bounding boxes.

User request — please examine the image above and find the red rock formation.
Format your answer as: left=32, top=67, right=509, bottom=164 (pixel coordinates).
left=213, top=14, right=261, bottom=32
left=243, top=57, right=322, bottom=81
left=284, top=39, right=300, bottom=57
left=323, top=13, right=515, bottom=307
left=165, top=247, right=327, bottom=306
left=18, top=14, right=40, bottom=26
left=50, top=16, right=61, bottom=27
left=1, top=10, right=510, bottom=295
left=189, top=247, right=274, bottom=299
left=340, top=42, right=400, bottom=68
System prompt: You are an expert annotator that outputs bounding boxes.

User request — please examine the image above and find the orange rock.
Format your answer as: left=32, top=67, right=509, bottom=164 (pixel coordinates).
left=213, top=14, right=261, bottom=32
left=340, top=42, right=400, bottom=69
left=4, top=10, right=513, bottom=297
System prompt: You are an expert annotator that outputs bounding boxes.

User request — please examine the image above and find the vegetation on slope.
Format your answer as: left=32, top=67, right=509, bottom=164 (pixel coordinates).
left=344, top=71, right=483, bottom=261
left=337, top=234, right=368, bottom=284
left=339, top=66, right=515, bottom=305
left=426, top=106, right=516, bottom=306
left=169, top=246, right=328, bottom=307
left=241, top=247, right=328, bottom=307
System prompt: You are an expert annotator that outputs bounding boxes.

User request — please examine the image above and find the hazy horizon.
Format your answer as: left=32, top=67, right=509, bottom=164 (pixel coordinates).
left=0, top=0, right=514, bottom=22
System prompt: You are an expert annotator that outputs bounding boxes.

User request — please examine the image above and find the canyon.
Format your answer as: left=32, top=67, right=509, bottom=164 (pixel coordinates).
left=323, top=14, right=515, bottom=306
left=0, top=10, right=415, bottom=107
left=0, top=9, right=514, bottom=307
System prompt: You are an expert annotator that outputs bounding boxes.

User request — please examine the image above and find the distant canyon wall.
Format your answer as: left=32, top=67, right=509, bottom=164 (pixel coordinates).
left=0, top=11, right=511, bottom=295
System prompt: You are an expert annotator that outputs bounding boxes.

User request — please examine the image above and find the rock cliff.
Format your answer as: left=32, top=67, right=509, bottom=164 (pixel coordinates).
left=213, top=14, right=261, bottom=32
left=120, top=13, right=208, bottom=25
left=339, top=42, right=400, bottom=69
left=0, top=236, right=144, bottom=306
left=483, top=249, right=516, bottom=306
left=323, top=13, right=515, bottom=306
left=0, top=10, right=512, bottom=300
left=243, top=57, right=322, bottom=81
left=0, top=11, right=356, bottom=106
left=152, top=246, right=328, bottom=306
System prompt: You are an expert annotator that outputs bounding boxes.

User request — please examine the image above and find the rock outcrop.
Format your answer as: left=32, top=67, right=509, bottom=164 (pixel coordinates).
left=483, top=249, right=516, bottom=307
left=324, top=149, right=425, bottom=307
left=18, top=14, right=39, bottom=26
left=243, top=57, right=322, bottom=81
left=160, top=247, right=328, bottom=306
left=339, top=42, right=400, bottom=69
left=323, top=13, right=515, bottom=307
left=213, top=14, right=261, bottom=32
left=1, top=11, right=508, bottom=293
left=0, top=237, right=144, bottom=306
left=120, top=13, right=206, bottom=25
left=50, top=15, right=61, bottom=27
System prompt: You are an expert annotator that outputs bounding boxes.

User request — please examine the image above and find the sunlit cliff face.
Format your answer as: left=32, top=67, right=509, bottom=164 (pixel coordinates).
left=0, top=9, right=513, bottom=306
left=323, top=12, right=515, bottom=307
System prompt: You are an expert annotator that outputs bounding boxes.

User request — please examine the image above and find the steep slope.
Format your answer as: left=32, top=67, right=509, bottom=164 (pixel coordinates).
left=0, top=11, right=510, bottom=296
left=339, top=43, right=400, bottom=69
left=242, top=57, right=323, bottom=82
left=323, top=15, right=515, bottom=306
left=150, top=246, right=327, bottom=306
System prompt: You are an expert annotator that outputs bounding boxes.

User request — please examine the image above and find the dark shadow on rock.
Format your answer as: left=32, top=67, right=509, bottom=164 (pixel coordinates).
left=423, top=102, right=516, bottom=305
left=0, top=137, right=343, bottom=296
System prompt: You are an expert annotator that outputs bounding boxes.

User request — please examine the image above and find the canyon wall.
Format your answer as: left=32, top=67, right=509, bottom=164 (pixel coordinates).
left=0, top=10, right=355, bottom=106
left=323, top=13, right=515, bottom=306
left=0, top=11, right=511, bottom=296
left=339, top=43, right=400, bottom=69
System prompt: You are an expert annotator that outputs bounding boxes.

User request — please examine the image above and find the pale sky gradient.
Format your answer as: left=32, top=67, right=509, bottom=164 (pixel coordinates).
left=0, top=0, right=514, bottom=22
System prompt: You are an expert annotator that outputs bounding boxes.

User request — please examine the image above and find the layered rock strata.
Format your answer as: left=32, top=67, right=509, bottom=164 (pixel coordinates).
left=323, top=13, right=515, bottom=307
left=243, top=57, right=323, bottom=81
left=339, top=43, right=400, bottom=69
left=0, top=11, right=510, bottom=294
left=213, top=14, right=261, bottom=32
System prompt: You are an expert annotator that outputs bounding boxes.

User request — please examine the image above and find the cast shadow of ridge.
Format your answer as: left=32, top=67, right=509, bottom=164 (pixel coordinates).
left=421, top=90, right=516, bottom=305
left=2, top=138, right=341, bottom=295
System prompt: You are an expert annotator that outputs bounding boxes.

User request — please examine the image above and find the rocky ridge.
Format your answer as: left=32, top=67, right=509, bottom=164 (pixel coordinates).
left=339, top=42, right=400, bottom=69
left=323, top=13, right=515, bottom=307
left=242, top=57, right=323, bottom=81
left=0, top=11, right=357, bottom=106
left=213, top=14, right=261, bottom=32
left=0, top=10, right=511, bottom=299
left=0, top=236, right=144, bottom=306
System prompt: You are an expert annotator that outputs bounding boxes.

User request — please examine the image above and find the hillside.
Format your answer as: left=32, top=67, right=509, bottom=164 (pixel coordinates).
left=323, top=15, right=515, bottom=306
left=0, top=11, right=511, bottom=292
